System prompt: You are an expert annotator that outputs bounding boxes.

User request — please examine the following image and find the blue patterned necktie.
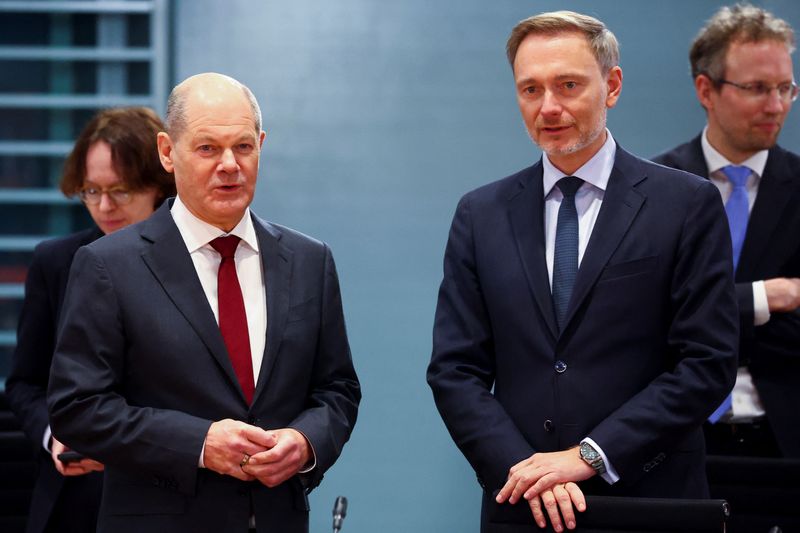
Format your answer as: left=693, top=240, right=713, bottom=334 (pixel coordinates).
left=552, top=176, right=584, bottom=332
left=723, top=165, right=751, bottom=271
left=707, top=165, right=751, bottom=424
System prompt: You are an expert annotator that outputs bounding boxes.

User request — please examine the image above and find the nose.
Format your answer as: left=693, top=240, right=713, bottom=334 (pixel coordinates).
left=540, top=88, right=562, bottom=116
left=219, top=148, right=239, bottom=173
left=764, top=88, right=786, bottom=113
left=98, top=192, right=116, bottom=212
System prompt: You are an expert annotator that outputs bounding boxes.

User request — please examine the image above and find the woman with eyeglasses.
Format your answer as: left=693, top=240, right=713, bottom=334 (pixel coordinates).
left=6, top=107, right=175, bottom=533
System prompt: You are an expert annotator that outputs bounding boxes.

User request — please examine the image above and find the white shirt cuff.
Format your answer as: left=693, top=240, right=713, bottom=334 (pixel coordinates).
left=582, top=437, right=619, bottom=484
left=198, top=439, right=206, bottom=468
left=296, top=429, right=317, bottom=473
left=43, top=425, right=52, bottom=452
left=752, top=281, right=770, bottom=325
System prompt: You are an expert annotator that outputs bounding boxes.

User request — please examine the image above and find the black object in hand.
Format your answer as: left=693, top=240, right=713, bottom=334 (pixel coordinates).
left=57, top=451, right=85, bottom=463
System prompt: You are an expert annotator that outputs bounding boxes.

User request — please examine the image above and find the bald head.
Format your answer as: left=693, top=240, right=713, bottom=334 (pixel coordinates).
left=165, top=73, right=262, bottom=139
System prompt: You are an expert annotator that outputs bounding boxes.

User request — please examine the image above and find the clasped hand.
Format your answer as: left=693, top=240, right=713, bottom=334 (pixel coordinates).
left=495, top=448, right=594, bottom=532
left=203, top=419, right=311, bottom=487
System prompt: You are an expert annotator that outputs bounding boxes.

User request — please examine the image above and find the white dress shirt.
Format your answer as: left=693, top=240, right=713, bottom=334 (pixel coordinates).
left=543, top=131, right=614, bottom=287
left=701, top=127, right=767, bottom=422
left=170, top=195, right=267, bottom=385
left=701, top=127, right=770, bottom=326
left=542, top=131, right=620, bottom=484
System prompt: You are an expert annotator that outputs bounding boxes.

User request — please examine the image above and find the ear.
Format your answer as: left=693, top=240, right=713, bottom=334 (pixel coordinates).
left=695, top=74, right=715, bottom=111
left=605, top=66, right=623, bottom=108
left=258, top=129, right=266, bottom=149
left=157, top=132, right=175, bottom=173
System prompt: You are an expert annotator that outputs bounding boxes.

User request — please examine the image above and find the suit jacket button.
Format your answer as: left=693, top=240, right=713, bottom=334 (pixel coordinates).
left=554, top=360, right=567, bottom=373
left=543, top=419, right=554, bottom=432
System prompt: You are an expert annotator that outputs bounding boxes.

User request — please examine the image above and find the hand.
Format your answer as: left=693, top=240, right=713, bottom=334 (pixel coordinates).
left=496, top=448, right=594, bottom=505
left=529, top=483, right=586, bottom=532
left=203, top=419, right=277, bottom=481
left=50, top=437, right=104, bottom=476
left=765, top=277, right=800, bottom=312
left=243, top=428, right=312, bottom=487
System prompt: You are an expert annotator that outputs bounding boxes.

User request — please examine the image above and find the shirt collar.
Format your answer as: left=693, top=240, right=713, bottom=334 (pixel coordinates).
left=701, top=125, right=768, bottom=177
left=170, top=195, right=259, bottom=254
left=542, top=129, right=616, bottom=197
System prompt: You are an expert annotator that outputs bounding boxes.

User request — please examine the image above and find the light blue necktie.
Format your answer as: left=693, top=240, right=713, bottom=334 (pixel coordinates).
left=708, top=165, right=751, bottom=424
left=723, top=165, right=751, bottom=270
left=552, top=176, right=583, bottom=332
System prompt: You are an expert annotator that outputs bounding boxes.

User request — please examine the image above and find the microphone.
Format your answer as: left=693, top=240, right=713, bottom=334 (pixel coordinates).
left=332, top=496, right=348, bottom=533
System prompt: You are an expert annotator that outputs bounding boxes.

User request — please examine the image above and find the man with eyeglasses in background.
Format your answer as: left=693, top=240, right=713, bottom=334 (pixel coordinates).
left=654, top=3, right=800, bottom=458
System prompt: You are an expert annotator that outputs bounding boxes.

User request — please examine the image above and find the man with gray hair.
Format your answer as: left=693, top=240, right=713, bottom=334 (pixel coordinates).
left=48, top=73, right=361, bottom=532
left=428, top=11, right=738, bottom=532
left=654, top=3, right=800, bottom=459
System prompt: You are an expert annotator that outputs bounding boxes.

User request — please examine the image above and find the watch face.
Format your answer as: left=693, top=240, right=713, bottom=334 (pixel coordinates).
left=581, top=442, right=599, bottom=461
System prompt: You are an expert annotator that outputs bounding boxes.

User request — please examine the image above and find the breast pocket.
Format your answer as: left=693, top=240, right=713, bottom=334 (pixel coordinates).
left=286, top=297, right=319, bottom=324
left=597, top=255, right=658, bottom=283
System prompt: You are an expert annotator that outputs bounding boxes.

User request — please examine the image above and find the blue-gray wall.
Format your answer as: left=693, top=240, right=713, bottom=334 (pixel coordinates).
left=174, top=2, right=800, bottom=531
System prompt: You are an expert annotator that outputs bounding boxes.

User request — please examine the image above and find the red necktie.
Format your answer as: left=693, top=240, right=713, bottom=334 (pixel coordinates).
left=210, top=236, right=255, bottom=404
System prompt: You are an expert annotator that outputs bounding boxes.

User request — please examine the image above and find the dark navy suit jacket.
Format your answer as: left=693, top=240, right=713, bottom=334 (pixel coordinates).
left=428, top=146, right=739, bottom=532
left=47, top=202, right=360, bottom=533
left=6, top=226, right=104, bottom=533
left=654, top=135, right=800, bottom=457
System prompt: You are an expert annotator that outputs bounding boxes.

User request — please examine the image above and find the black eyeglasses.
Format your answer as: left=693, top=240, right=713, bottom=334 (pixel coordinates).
left=715, top=78, right=799, bottom=102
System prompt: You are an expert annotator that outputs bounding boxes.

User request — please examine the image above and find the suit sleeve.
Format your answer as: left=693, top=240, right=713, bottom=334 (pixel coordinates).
left=755, top=309, right=800, bottom=360
left=736, top=282, right=756, bottom=339
left=427, top=196, right=535, bottom=491
left=6, top=247, right=56, bottom=450
left=588, top=181, right=739, bottom=483
left=649, top=153, right=671, bottom=167
left=750, top=242, right=800, bottom=357
left=286, top=244, right=361, bottom=490
left=48, top=246, right=211, bottom=496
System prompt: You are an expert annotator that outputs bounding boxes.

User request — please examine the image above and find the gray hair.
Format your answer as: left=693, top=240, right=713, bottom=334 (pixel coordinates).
left=506, top=10, right=620, bottom=73
left=690, top=3, right=795, bottom=81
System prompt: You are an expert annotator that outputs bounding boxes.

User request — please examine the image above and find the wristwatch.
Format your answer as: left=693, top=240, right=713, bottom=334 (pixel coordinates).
left=579, top=441, right=607, bottom=475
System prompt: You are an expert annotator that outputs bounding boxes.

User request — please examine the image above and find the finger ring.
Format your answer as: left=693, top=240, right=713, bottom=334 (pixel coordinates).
left=239, top=454, right=251, bottom=468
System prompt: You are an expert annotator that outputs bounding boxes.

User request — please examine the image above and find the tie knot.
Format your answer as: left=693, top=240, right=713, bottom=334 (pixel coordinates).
left=721, top=165, right=750, bottom=188
left=210, top=235, right=241, bottom=259
left=556, top=176, right=583, bottom=198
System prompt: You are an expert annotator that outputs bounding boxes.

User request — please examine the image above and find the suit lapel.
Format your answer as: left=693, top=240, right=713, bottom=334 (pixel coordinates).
left=508, top=164, right=559, bottom=340
left=676, top=135, right=710, bottom=178
left=139, top=203, right=244, bottom=401
left=251, top=215, right=293, bottom=403
left=563, top=147, right=646, bottom=331
left=738, top=147, right=795, bottom=278
left=678, top=138, right=794, bottom=280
